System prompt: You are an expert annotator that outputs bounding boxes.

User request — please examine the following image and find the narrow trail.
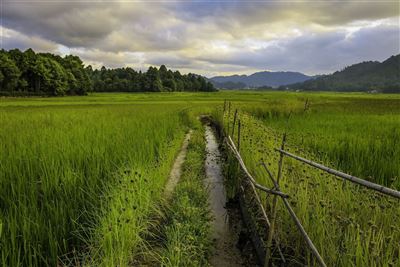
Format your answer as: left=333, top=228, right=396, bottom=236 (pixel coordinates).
left=164, top=130, right=192, bottom=199
left=204, top=125, right=244, bottom=267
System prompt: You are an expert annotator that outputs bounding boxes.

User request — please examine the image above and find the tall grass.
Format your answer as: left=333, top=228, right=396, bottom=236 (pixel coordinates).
left=244, top=96, right=400, bottom=187
left=0, top=104, right=187, bottom=266
left=1, top=91, right=399, bottom=266
left=221, top=95, right=400, bottom=266
left=160, top=127, right=212, bottom=267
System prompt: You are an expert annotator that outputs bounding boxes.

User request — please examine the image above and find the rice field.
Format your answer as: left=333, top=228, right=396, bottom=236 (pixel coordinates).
left=0, top=91, right=399, bottom=266
left=0, top=100, right=189, bottom=266
left=219, top=92, right=400, bottom=266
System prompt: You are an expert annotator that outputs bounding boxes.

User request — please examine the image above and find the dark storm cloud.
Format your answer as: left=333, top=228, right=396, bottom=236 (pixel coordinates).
left=3, top=1, right=125, bottom=47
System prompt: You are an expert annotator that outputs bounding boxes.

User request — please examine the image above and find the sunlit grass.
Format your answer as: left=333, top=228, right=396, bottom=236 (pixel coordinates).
left=221, top=95, right=400, bottom=266
left=0, top=103, right=187, bottom=266
left=0, top=91, right=399, bottom=266
left=160, top=128, right=212, bottom=267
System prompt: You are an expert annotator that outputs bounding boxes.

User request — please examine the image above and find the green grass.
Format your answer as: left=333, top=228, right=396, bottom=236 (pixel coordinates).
left=0, top=103, right=188, bottom=266
left=160, top=126, right=213, bottom=267
left=220, top=94, right=400, bottom=266
left=243, top=94, right=400, bottom=187
left=0, top=91, right=399, bottom=266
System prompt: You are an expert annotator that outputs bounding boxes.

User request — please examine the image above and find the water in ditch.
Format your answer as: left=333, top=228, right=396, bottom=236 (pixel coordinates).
left=204, top=125, right=245, bottom=267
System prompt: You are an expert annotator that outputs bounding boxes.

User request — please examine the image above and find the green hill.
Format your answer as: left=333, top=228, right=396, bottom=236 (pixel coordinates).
left=288, top=55, right=400, bottom=93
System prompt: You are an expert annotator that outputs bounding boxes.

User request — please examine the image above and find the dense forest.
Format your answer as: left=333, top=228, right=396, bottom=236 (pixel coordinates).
left=89, top=65, right=215, bottom=93
left=0, top=49, right=92, bottom=96
left=286, top=55, right=400, bottom=93
left=0, top=49, right=215, bottom=96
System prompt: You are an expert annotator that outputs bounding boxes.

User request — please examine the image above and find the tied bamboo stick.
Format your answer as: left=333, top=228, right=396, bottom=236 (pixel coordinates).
left=275, top=148, right=400, bottom=199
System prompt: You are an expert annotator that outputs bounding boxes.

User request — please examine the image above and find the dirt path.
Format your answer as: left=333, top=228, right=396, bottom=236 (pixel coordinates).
left=205, top=125, right=245, bottom=267
left=164, top=130, right=192, bottom=198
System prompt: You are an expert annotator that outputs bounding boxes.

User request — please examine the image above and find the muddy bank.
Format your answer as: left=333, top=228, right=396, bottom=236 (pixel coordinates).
left=164, top=130, right=192, bottom=199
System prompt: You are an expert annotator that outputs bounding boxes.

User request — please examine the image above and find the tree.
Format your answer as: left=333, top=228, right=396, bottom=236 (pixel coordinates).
left=0, top=52, right=21, bottom=92
left=61, top=55, right=92, bottom=95
left=146, top=67, right=163, bottom=92
left=38, top=55, right=68, bottom=95
left=1, top=48, right=216, bottom=95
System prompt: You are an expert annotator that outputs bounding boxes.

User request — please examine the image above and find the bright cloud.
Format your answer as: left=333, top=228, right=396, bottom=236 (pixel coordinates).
left=1, top=0, right=399, bottom=76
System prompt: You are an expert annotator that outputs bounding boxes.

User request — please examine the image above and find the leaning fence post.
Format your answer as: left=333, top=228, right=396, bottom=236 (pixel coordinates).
left=222, top=100, right=226, bottom=135
left=227, top=102, right=231, bottom=136
left=264, top=132, right=287, bottom=267
left=237, top=119, right=241, bottom=152
left=231, top=109, right=238, bottom=137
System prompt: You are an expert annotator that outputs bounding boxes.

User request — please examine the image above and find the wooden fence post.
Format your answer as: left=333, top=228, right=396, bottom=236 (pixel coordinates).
left=264, top=132, right=286, bottom=267
left=222, top=100, right=226, bottom=135
left=227, top=102, right=231, bottom=136
left=237, top=119, right=241, bottom=152
left=304, top=98, right=309, bottom=112
left=231, top=109, right=238, bottom=137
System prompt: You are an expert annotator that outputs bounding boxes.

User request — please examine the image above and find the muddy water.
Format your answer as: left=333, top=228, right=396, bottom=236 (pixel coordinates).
left=205, top=126, right=244, bottom=267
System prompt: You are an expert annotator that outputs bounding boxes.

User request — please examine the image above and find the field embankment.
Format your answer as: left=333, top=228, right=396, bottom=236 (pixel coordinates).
left=159, top=126, right=213, bottom=266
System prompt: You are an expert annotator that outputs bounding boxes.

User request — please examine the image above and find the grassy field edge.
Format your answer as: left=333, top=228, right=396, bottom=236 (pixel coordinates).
left=160, top=126, right=213, bottom=267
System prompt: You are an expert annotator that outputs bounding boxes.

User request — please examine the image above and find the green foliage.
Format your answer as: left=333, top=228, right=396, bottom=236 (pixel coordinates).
left=0, top=91, right=398, bottom=266
left=0, top=52, right=21, bottom=91
left=0, top=48, right=216, bottom=95
left=288, top=55, right=400, bottom=92
left=60, top=55, right=92, bottom=95
left=221, top=93, right=400, bottom=266
left=88, top=65, right=216, bottom=93
left=0, top=102, right=188, bottom=266
left=161, top=129, right=212, bottom=267
left=0, top=49, right=91, bottom=95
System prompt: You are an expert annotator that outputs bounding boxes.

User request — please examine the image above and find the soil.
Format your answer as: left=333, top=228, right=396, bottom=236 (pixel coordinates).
left=164, top=130, right=192, bottom=198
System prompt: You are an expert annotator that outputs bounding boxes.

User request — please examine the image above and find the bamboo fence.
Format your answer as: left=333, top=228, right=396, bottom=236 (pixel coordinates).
left=221, top=101, right=400, bottom=267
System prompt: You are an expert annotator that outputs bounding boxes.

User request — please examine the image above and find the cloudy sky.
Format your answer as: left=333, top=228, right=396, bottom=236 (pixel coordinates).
left=1, top=0, right=399, bottom=77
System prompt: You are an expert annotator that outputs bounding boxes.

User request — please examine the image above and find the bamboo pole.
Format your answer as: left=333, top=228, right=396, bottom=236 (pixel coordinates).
left=225, top=132, right=326, bottom=266
left=225, top=137, right=288, bottom=198
left=275, top=148, right=400, bottom=199
left=227, top=102, right=231, bottom=135
left=304, top=98, right=310, bottom=112
left=226, top=137, right=286, bottom=263
left=222, top=100, right=226, bottom=135
left=237, top=120, right=241, bottom=152
left=231, top=109, right=238, bottom=137
left=264, top=133, right=286, bottom=266
left=281, top=197, right=327, bottom=267
left=260, top=162, right=327, bottom=267
left=225, top=141, right=271, bottom=224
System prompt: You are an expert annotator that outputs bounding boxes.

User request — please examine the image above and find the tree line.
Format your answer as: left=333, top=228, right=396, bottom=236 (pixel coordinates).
left=0, top=48, right=215, bottom=96
left=0, top=49, right=92, bottom=96
left=89, top=65, right=215, bottom=93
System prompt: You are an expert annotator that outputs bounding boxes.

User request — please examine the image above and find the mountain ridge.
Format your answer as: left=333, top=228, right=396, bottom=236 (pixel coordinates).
left=287, top=54, right=400, bottom=93
left=210, top=71, right=313, bottom=89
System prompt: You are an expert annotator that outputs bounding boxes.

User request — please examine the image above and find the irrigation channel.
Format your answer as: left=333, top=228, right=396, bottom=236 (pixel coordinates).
left=204, top=125, right=245, bottom=266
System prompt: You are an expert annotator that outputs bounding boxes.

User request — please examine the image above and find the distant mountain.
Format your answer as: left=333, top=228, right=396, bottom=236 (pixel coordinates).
left=210, top=71, right=313, bottom=89
left=287, top=55, right=400, bottom=93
